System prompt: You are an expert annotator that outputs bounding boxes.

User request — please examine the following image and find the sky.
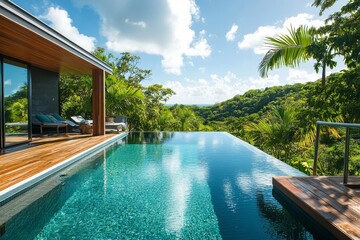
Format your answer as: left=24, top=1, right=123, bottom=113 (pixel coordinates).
left=13, top=0, right=346, bottom=105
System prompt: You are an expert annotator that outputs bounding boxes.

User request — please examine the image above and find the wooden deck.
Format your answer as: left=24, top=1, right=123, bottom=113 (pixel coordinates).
left=273, top=176, right=360, bottom=240
left=0, top=133, right=118, bottom=193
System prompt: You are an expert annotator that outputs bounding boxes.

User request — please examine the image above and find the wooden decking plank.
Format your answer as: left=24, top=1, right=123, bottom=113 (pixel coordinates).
left=273, top=178, right=346, bottom=232
left=321, top=177, right=360, bottom=205
left=275, top=177, right=356, bottom=240
left=0, top=134, right=117, bottom=192
left=307, top=177, right=360, bottom=211
left=273, top=176, right=360, bottom=240
left=290, top=178, right=360, bottom=238
left=294, top=177, right=360, bottom=220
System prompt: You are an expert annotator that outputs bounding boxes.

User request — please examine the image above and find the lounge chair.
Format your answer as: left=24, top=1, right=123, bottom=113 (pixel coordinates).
left=105, top=116, right=127, bottom=132
left=32, top=113, right=68, bottom=135
left=115, top=116, right=127, bottom=131
left=71, top=116, right=93, bottom=124
left=50, top=113, right=78, bottom=127
left=49, top=113, right=79, bottom=132
left=71, top=115, right=126, bottom=133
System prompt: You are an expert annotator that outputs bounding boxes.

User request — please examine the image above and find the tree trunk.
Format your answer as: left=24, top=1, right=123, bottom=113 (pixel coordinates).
left=321, top=62, right=326, bottom=87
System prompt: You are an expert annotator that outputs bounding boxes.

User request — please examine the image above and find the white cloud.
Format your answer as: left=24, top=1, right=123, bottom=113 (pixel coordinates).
left=225, top=24, right=238, bottom=41
left=286, top=69, right=320, bottom=84
left=76, top=0, right=211, bottom=75
left=40, top=7, right=96, bottom=52
left=4, top=79, right=11, bottom=85
left=185, top=38, right=211, bottom=58
left=164, top=71, right=281, bottom=104
left=238, top=13, right=324, bottom=54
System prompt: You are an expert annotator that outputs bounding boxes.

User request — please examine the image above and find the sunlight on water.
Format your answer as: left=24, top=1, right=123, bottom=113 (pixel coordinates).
left=33, top=138, right=221, bottom=239
left=223, top=179, right=237, bottom=213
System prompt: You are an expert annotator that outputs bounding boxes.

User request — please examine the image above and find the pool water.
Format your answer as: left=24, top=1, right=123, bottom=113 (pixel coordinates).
left=1, top=132, right=314, bottom=239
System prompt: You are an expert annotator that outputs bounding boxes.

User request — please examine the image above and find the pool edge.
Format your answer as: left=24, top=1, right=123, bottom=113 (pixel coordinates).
left=0, top=132, right=128, bottom=203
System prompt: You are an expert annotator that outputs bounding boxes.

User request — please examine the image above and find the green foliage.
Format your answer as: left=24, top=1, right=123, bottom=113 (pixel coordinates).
left=171, top=105, right=201, bottom=131
left=144, top=84, right=175, bottom=130
left=246, top=105, right=298, bottom=161
left=194, top=84, right=304, bottom=121
left=7, top=98, right=28, bottom=122
left=195, top=68, right=360, bottom=175
left=313, top=0, right=360, bottom=68
left=60, top=48, right=177, bottom=131
left=4, top=83, right=28, bottom=121
left=60, top=74, right=92, bottom=119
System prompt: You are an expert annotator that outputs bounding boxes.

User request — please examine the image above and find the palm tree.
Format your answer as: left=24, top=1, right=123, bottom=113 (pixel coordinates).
left=246, top=105, right=298, bottom=161
left=259, top=25, right=336, bottom=87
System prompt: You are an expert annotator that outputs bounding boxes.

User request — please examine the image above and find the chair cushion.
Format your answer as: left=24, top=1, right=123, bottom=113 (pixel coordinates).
left=36, top=113, right=52, bottom=123
left=52, top=113, right=66, bottom=121
left=47, top=115, right=59, bottom=123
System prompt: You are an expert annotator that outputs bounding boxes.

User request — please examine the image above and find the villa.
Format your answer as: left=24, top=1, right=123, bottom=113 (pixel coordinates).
left=1, top=0, right=360, bottom=239
left=0, top=0, right=111, bottom=150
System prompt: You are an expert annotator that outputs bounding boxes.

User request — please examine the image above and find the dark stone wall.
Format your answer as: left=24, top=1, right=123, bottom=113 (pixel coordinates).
left=31, top=67, right=59, bottom=114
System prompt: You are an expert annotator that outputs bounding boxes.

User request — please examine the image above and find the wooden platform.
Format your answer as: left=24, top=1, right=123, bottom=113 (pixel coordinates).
left=0, top=134, right=117, bottom=192
left=273, top=176, right=360, bottom=240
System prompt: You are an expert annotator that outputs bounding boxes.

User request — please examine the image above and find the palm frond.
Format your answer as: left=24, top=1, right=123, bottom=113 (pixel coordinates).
left=259, top=25, right=312, bottom=78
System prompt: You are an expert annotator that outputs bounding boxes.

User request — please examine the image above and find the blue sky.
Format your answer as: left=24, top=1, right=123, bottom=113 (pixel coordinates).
left=14, top=0, right=346, bottom=104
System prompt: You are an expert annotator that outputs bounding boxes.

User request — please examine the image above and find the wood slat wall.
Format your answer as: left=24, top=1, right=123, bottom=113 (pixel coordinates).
left=0, top=16, right=95, bottom=75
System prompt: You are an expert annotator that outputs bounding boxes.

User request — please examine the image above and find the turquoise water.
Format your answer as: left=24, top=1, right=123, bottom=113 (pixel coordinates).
left=1, top=132, right=313, bottom=239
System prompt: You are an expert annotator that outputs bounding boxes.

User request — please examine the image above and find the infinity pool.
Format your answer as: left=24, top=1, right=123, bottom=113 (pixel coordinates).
left=0, top=132, right=313, bottom=239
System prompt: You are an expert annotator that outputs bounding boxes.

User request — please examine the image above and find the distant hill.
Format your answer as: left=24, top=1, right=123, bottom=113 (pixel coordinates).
left=192, top=81, right=316, bottom=122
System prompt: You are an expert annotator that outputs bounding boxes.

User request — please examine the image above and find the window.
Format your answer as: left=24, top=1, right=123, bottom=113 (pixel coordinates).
left=2, top=59, right=30, bottom=147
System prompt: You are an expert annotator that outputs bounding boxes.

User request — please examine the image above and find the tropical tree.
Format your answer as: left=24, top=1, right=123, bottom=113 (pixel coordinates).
left=171, top=105, right=200, bottom=131
left=144, top=84, right=175, bottom=130
left=92, top=48, right=153, bottom=130
left=312, top=0, right=360, bottom=68
left=246, top=105, right=298, bottom=162
left=158, top=108, right=176, bottom=131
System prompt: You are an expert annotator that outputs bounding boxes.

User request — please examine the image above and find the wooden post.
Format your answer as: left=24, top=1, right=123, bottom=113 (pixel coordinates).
left=92, top=69, right=105, bottom=136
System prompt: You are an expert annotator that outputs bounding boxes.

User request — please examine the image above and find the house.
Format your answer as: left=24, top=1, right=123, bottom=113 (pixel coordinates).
left=0, top=0, right=112, bottom=149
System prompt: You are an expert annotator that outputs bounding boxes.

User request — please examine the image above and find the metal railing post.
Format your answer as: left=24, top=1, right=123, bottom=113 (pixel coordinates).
left=313, top=121, right=360, bottom=185
left=343, top=127, right=350, bottom=185
left=313, top=123, right=321, bottom=176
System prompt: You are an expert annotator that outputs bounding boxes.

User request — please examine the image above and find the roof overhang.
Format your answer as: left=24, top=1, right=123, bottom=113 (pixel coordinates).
left=0, top=0, right=112, bottom=75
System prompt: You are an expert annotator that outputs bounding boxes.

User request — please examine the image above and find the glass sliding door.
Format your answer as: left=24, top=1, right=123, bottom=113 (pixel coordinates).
left=3, top=59, right=30, bottom=147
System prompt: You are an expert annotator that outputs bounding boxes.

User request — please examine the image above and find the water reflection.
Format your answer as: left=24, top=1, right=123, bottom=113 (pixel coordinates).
left=163, top=147, right=210, bottom=235
left=126, top=131, right=175, bottom=144
left=223, top=179, right=237, bottom=212
left=200, top=132, right=313, bottom=239
left=257, top=191, right=313, bottom=240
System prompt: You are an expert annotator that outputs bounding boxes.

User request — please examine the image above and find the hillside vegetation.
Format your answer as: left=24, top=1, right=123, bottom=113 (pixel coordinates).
left=193, top=70, right=360, bottom=175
